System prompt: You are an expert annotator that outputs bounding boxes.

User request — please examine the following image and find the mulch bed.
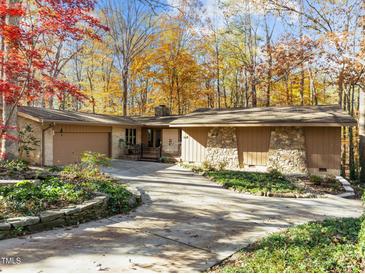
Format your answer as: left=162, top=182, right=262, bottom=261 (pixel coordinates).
left=291, top=177, right=345, bottom=196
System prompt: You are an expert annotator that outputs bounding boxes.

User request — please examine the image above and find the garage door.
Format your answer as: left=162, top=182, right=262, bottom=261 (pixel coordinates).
left=53, top=132, right=110, bottom=165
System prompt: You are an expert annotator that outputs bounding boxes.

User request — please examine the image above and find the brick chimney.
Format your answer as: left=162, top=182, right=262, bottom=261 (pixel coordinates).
left=155, top=105, right=171, bottom=117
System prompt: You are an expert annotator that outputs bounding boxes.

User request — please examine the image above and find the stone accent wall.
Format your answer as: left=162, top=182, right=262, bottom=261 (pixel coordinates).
left=267, top=127, right=308, bottom=175
left=206, top=127, right=240, bottom=170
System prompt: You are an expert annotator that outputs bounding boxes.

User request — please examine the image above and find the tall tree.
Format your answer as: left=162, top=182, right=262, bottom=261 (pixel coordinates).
left=0, top=0, right=104, bottom=159
left=103, top=0, right=155, bottom=116
left=359, top=0, right=365, bottom=182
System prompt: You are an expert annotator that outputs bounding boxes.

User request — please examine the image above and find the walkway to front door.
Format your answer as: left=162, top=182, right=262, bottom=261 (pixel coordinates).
left=0, top=160, right=362, bottom=272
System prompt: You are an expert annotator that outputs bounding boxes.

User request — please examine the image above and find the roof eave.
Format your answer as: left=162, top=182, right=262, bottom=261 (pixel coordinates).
left=39, top=119, right=140, bottom=127
left=169, top=122, right=357, bottom=127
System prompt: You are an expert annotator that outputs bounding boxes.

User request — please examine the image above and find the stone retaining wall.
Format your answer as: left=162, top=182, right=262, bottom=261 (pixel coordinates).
left=0, top=188, right=142, bottom=241
left=0, top=194, right=108, bottom=240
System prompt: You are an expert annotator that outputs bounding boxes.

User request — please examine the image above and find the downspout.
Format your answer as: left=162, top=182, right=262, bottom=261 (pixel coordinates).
left=41, top=122, right=55, bottom=166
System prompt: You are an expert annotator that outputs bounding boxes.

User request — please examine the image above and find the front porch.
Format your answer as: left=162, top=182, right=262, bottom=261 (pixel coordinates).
left=121, top=127, right=181, bottom=162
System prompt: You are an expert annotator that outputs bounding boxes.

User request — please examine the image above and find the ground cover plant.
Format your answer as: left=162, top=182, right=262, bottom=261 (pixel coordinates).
left=0, top=159, right=48, bottom=180
left=182, top=162, right=345, bottom=196
left=0, top=152, right=133, bottom=221
left=213, top=217, right=363, bottom=273
left=207, top=169, right=301, bottom=195
left=0, top=178, right=95, bottom=220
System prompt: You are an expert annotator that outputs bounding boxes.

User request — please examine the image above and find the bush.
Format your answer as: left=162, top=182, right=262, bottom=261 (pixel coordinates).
left=80, top=151, right=111, bottom=168
left=61, top=163, right=101, bottom=181
left=160, top=156, right=177, bottom=164
left=217, top=161, right=228, bottom=171
left=202, top=160, right=215, bottom=171
left=0, top=159, right=29, bottom=172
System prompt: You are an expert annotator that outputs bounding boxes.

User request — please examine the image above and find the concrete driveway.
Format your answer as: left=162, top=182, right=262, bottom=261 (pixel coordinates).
left=0, top=160, right=363, bottom=273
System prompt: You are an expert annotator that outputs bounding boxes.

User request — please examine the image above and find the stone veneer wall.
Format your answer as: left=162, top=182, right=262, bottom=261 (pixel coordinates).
left=267, top=127, right=308, bottom=175
left=206, top=127, right=240, bottom=170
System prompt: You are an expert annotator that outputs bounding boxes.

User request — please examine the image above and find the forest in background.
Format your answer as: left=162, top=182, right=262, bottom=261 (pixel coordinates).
left=42, top=0, right=364, bottom=118
left=0, top=0, right=364, bottom=180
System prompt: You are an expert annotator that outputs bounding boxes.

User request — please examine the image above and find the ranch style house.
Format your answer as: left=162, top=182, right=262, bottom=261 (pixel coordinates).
left=5, top=104, right=357, bottom=176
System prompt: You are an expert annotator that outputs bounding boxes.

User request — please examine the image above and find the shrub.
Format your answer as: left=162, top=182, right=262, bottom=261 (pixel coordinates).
left=80, top=151, right=111, bottom=168
left=217, top=161, right=228, bottom=171
left=160, top=156, right=177, bottom=164
left=18, top=124, right=40, bottom=158
left=202, top=160, right=215, bottom=171
left=0, top=159, right=29, bottom=172
left=61, top=163, right=101, bottom=181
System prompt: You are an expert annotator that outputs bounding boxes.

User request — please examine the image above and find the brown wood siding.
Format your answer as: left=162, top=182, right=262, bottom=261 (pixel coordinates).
left=237, top=127, right=271, bottom=167
left=181, top=128, right=209, bottom=163
left=305, top=127, right=341, bottom=169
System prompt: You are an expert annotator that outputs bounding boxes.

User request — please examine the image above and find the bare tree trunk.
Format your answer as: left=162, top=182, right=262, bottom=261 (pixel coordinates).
left=264, top=15, right=272, bottom=107
left=359, top=0, right=365, bottom=182
left=122, top=67, right=128, bottom=116
left=299, top=0, right=305, bottom=105
left=359, top=90, right=365, bottom=182
left=349, top=85, right=356, bottom=179
left=338, top=70, right=344, bottom=108
left=1, top=102, right=18, bottom=160
left=251, top=78, right=257, bottom=107
left=215, top=37, right=221, bottom=109
left=1, top=0, right=20, bottom=160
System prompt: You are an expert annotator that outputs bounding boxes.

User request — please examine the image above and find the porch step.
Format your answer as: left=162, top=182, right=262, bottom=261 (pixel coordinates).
left=140, top=157, right=159, bottom=162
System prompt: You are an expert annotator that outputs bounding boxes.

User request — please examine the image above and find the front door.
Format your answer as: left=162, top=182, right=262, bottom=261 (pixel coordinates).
left=142, top=128, right=162, bottom=160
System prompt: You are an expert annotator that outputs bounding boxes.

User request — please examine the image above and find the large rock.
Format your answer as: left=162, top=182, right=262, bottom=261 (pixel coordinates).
left=0, top=222, right=11, bottom=231
left=7, top=216, right=40, bottom=228
left=39, top=210, right=64, bottom=222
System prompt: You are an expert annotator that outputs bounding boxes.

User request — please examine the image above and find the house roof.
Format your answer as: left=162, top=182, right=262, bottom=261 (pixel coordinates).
left=17, top=106, right=139, bottom=126
left=13, top=105, right=357, bottom=127
left=169, top=105, right=357, bottom=127
left=132, top=115, right=181, bottom=127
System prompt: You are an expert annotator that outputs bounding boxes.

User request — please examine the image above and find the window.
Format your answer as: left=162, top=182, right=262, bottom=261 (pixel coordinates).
left=126, top=129, right=137, bottom=145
